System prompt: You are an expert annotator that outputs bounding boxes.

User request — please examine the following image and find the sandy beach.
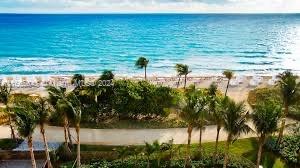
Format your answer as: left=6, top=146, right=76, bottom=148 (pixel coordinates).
left=1, top=75, right=282, bottom=103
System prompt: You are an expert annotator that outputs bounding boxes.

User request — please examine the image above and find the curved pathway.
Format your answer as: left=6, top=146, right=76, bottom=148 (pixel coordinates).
left=0, top=124, right=255, bottom=145
left=0, top=120, right=296, bottom=146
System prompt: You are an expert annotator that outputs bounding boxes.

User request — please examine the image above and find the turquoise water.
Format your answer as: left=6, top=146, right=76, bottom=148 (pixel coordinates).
left=1, top=14, right=300, bottom=76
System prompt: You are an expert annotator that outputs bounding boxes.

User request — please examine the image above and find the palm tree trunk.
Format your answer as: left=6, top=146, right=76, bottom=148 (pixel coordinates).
left=95, top=95, right=98, bottom=103
left=214, top=125, right=221, bottom=155
left=147, top=156, right=150, bottom=168
left=144, top=66, right=147, bottom=80
left=75, top=124, right=81, bottom=168
left=67, top=121, right=73, bottom=146
left=223, top=135, right=230, bottom=168
left=225, top=80, right=230, bottom=96
left=256, top=135, right=265, bottom=168
left=186, top=126, right=193, bottom=167
left=277, top=103, right=288, bottom=145
left=63, top=116, right=71, bottom=154
left=40, top=124, right=52, bottom=168
left=8, top=115, right=16, bottom=141
left=184, top=75, right=187, bottom=89
left=28, top=135, right=37, bottom=168
left=199, top=127, right=203, bottom=152
left=177, top=76, right=181, bottom=88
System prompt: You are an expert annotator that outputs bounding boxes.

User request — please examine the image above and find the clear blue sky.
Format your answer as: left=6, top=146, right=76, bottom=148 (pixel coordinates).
left=0, top=0, right=299, bottom=13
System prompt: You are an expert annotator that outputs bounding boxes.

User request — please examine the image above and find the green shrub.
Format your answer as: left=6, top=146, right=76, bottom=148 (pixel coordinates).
left=67, top=153, right=255, bottom=168
left=266, top=136, right=300, bottom=165
left=113, top=80, right=178, bottom=118
left=0, top=138, right=22, bottom=150
left=247, top=87, right=300, bottom=120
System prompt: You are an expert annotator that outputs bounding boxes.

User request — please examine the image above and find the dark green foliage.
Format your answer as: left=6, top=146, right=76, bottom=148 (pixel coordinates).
left=100, top=70, right=114, bottom=80
left=76, top=153, right=255, bottom=168
left=248, top=87, right=300, bottom=120
left=266, top=136, right=300, bottom=165
left=112, top=80, right=177, bottom=118
left=0, top=138, right=22, bottom=150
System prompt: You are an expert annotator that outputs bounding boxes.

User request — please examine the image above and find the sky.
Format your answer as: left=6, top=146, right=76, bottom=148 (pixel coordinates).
left=0, top=0, right=300, bottom=13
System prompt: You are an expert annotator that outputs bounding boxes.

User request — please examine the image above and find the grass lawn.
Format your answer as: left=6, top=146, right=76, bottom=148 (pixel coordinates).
left=0, top=138, right=22, bottom=150
left=75, top=138, right=289, bottom=168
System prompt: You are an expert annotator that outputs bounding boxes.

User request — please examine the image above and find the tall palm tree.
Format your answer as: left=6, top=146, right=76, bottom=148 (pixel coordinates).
left=196, top=90, right=209, bottom=152
left=14, top=110, right=37, bottom=168
left=31, top=97, right=53, bottom=168
left=135, top=57, right=149, bottom=80
left=0, top=84, right=16, bottom=140
left=222, top=98, right=250, bottom=168
left=252, top=101, right=281, bottom=168
left=208, top=83, right=224, bottom=156
left=100, top=70, right=115, bottom=80
left=46, top=86, right=73, bottom=149
left=223, top=70, right=234, bottom=96
left=65, top=93, right=82, bottom=168
left=179, top=86, right=200, bottom=161
left=71, top=74, right=85, bottom=89
left=276, top=71, right=300, bottom=144
left=175, top=64, right=191, bottom=89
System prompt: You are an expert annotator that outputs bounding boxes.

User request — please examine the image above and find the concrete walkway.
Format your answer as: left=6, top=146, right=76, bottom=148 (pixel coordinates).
left=1, top=118, right=296, bottom=146
left=0, top=124, right=254, bottom=145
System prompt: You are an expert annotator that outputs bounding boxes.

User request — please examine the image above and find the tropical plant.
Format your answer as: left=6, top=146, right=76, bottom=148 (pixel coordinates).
left=175, top=64, right=191, bottom=89
left=46, top=86, right=73, bottom=149
left=71, top=74, right=85, bottom=89
left=222, top=98, right=251, bottom=168
left=114, top=146, right=129, bottom=163
left=65, top=92, right=82, bottom=168
left=195, top=90, right=209, bottom=153
left=276, top=70, right=300, bottom=144
left=135, top=57, right=149, bottom=80
left=223, top=70, right=234, bottom=96
left=0, top=84, right=16, bottom=140
left=29, top=96, right=53, bottom=168
left=178, top=86, right=200, bottom=161
left=14, top=109, right=37, bottom=168
left=144, top=140, right=160, bottom=168
left=252, top=101, right=281, bottom=168
left=100, top=70, right=115, bottom=80
left=208, top=82, right=224, bottom=156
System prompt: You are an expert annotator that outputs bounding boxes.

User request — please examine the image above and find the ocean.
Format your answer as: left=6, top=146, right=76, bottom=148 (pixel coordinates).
left=0, top=14, right=300, bottom=76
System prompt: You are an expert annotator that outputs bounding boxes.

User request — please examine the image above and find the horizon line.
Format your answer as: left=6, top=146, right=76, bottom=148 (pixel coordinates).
left=1, top=12, right=300, bottom=15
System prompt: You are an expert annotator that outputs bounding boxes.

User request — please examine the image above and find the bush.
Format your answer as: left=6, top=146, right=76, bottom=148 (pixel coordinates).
left=113, top=80, right=178, bottom=118
left=68, top=153, right=255, bottom=168
left=0, top=138, right=22, bottom=150
left=247, top=87, right=300, bottom=120
left=266, top=136, right=300, bottom=165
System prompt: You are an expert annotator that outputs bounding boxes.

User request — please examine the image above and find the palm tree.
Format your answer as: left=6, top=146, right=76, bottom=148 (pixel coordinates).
left=65, top=93, right=82, bottom=168
left=100, top=70, right=115, bottom=80
left=208, top=82, right=224, bottom=155
left=179, top=86, right=200, bottom=161
left=46, top=86, right=73, bottom=149
left=71, top=74, right=85, bottom=89
left=144, top=140, right=160, bottom=168
left=196, top=90, right=209, bottom=153
left=0, top=84, right=16, bottom=140
left=175, top=64, right=191, bottom=89
left=276, top=71, right=300, bottom=144
left=31, top=97, right=53, bottom=168
left=223, top=70, right=234, bottom=96
left=14, top=110, right=37, bottom=168
left=135, top=57, right=149, bottom=80
left=252, top=101, right=281, bottom=168
left=222, top=98, right=251, bottom=168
